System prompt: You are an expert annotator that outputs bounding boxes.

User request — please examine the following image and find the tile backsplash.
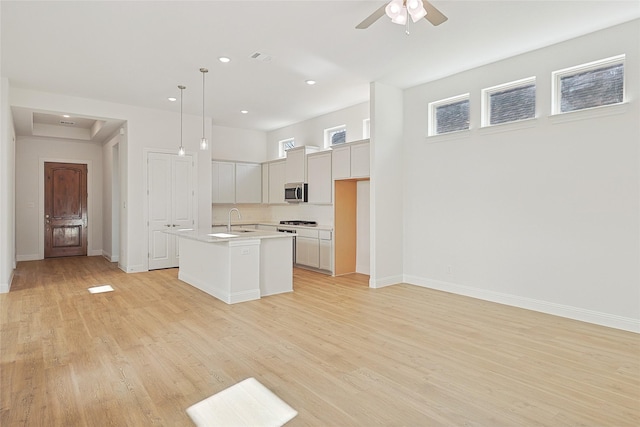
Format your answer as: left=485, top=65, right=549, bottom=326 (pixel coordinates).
left=212, top=203, right=334, bottom=227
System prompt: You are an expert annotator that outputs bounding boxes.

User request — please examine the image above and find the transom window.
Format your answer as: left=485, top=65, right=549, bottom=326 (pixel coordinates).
left=279, top=138, right=295, bottom=158
left=482, top=77, right=536, bottom=127
left=324, top=125, right=346, bottom=148
left=429, top=94, right=470, bottom=136
left=552, top=55, right=625, bottom=114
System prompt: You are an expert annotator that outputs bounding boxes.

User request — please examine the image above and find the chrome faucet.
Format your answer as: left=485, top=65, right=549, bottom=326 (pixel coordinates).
left=227, top=208, right=241, bottom=232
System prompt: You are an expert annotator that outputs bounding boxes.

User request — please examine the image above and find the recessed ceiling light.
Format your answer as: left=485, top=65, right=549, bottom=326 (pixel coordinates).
left=62, top=114, right=71, bottom=118
left=305, top=80, right=316, bottom=85
left=241, top=110, right=248, bottom=114
left=219, top=57, right=231, bottom=63
left=168, top=97, right=177, bottom=102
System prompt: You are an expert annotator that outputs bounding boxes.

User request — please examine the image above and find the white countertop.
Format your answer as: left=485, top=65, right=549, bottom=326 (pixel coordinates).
left=212, top=221, right=333, bottom=231
left=165, top=227, right=293, bottom=243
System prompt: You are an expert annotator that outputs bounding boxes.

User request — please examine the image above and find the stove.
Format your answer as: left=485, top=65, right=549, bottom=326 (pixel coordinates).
left=279, top=220, right=317, bottom=226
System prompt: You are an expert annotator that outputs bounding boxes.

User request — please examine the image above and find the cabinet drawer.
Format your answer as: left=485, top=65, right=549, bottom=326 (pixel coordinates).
left=296, top=228, right=319, bottom=238
left=318, top=230, right=332, bottom=240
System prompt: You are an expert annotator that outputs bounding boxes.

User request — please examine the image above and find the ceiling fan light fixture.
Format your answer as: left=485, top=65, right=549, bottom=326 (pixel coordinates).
left=391, top=9, right=408, bottom=25
left=409, top=6, right=427, bottom=22
left=385, top=0, right=403, bottom=19
left=406, top=0, right=421, bottom=11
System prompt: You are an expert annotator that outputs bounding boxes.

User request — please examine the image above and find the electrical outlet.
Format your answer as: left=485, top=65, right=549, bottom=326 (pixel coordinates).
left=446, top=265, right=454, bottom=275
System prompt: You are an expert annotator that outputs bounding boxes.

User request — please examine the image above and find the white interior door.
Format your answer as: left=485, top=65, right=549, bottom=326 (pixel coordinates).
left=148, top=152, right=194, bottom=270
left=171, top=155, right=195, bottom=263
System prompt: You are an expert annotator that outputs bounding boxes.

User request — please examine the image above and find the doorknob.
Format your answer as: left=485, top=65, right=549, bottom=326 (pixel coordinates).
left=45, top=214, right=50, bottom=218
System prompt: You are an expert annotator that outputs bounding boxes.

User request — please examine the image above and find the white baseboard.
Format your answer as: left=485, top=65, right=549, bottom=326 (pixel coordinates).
left=355, top=263, right=370, bottom=275
left=404, top=275, right=639, bottom=333
left=372, top=274, right=403, bottom=288
left=16, top=254, right=40, bottom=262
left=122, top=264, right=146, bottom=273
left=102, top=251, right=119, bottom=263
left=0, top=270, right=14, bottom=293
left=19, top=252, right=110, bottom=261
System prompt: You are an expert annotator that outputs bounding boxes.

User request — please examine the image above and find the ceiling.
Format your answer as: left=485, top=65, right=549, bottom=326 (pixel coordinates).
left=2, top=1, right=639, bottom=143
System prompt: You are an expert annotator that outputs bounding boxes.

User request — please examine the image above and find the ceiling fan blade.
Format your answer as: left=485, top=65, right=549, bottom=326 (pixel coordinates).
left=423, top=0, right=448, bottom=26
left=356, top=4, right=387, bottom=29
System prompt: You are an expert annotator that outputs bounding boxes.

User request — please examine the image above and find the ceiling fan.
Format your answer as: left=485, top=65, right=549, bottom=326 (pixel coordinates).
left=356, top=0, right=448, bottom=30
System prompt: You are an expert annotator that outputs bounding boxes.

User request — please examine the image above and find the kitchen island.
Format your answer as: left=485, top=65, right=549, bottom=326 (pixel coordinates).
left=166, top=228, right=293, bottom=304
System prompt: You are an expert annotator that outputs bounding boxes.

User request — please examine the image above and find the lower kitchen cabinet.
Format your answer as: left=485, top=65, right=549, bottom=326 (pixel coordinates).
left=319, top=230, right=332, bottom=271
left=296, top=236, right=320, bottom=269
left=295, top=228, right=332, bottom=273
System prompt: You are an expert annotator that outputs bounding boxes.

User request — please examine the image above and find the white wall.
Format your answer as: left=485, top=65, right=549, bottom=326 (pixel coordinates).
left=356, top=180, right=370, bottom=275
left=370, top=82, right=404, bottom=287
left=10, top=88, right=212, bottom=273
left=15, top=136, right=104, bottom=259
left=267, top=102, right=369, bottom=160
left=211, top=125, right=267, bottom=163
left=402, top=20, right=640, bottom=332
left=0, top=77, right=16, bottom=293
left=102, top=133, right=121, bottom=262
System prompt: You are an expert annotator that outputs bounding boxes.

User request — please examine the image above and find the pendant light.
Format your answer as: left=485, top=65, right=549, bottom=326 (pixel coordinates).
left=199, top=68, right=209, bottom=150
left=178, top=84, right=186, bottom=156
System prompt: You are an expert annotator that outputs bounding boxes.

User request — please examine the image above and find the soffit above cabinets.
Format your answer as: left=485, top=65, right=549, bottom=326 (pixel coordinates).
left=11, top=107, right=125, bottom=144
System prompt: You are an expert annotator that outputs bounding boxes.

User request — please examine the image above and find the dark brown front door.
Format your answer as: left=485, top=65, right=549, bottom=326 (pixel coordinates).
left=44, top=162, right=88, bottom=258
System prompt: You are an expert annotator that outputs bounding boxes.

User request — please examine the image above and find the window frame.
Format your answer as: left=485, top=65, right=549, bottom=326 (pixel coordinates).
left=324, top=124, right=347, bottom=148
left=551, top=54, right=625, bottom=115
left=428, top=93, right=470, bottom=136
left=481, top=76, right=536, bottom=127
left=278, top=138, right=295, bottom=158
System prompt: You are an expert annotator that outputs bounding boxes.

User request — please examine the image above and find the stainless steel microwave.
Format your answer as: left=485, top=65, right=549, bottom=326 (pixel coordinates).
left=284, top=183, right=308, bottom=203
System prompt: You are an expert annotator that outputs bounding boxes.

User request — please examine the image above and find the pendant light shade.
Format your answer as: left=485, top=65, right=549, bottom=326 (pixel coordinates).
left=178, top=84, right=186, bottom=156
left=199, top=67, right=209, bottom=150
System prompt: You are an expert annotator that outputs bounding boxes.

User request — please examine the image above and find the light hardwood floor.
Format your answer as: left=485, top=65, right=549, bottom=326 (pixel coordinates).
left=1, top=256, right=638, bottom=426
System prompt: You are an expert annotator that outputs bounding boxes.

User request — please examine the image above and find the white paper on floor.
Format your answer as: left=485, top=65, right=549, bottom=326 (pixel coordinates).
left=88, top=285, right=114, bottom=294
left=187, top=377, right=297, bottom=427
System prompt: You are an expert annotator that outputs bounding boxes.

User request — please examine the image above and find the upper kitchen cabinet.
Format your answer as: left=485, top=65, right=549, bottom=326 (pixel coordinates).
left=212, top=160, right=261, bottom=204
left=307, top=151, right=332, bottom=204
left=262, top=163, right=269, bottom=204
left=332, top=139, right=370, bottom=180
left=267, top=159, right=286, bottom=204
left=235, top=162, right=262, bottom=203
left=285, top=146, right=319, bottom=183
left=211, top=161, right=235, bottom=203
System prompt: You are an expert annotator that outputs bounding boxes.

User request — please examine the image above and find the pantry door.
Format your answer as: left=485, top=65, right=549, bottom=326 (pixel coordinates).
left=44, top=162, right=88, bottom=258
left=147, top=152, right=195, bottom=270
